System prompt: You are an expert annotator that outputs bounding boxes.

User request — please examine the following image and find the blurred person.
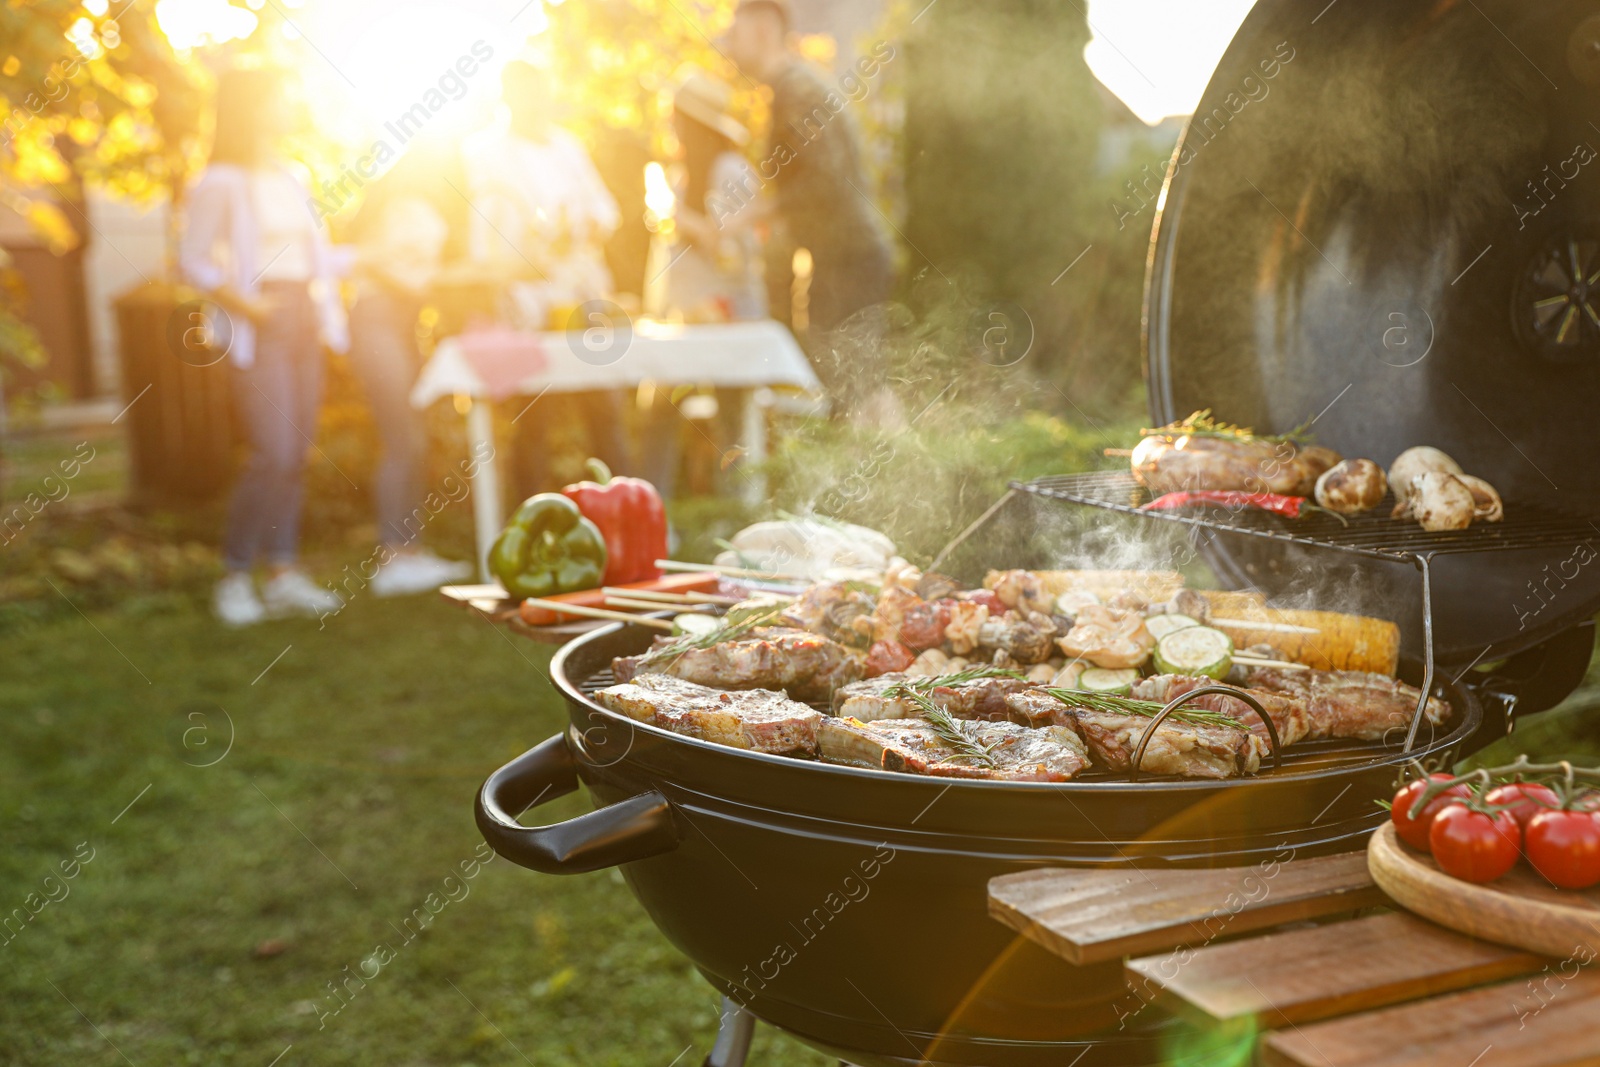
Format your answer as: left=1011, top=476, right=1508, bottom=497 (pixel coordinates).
left=345, top=139, right=474, bottom=595
left=179, top=67, right=345, bottom=626
left=724, top=0, right=894, bottom=338
left=639, top=66, right=768, bottom=496
left=659, top=65, right=766, bottom=322
left=461, top=60, right=628, bottom=497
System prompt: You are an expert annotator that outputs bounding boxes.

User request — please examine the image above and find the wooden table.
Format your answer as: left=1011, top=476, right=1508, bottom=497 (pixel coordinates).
left=439, top=583, right=610, bottom=644
left=989, top=850, right=1600, bottom=1066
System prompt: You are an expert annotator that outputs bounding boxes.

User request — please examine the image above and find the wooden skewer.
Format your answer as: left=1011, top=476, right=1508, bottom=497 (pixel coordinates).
left=606, top=595, right=714, bottom=613
left=1210, top=617, right=1320, bottom=635
left=1232, top=655, right=1311, bottom=671
left=655, top=559, right=809, bottom=582
left=520, top=598, right=675, bottom=630
left=602, top=587, right=747, bottom=606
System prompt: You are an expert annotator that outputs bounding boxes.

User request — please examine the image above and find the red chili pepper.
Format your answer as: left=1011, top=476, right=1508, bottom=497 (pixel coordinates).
left=561, top=459, right=668, bottom=585
left=1141, top=490, right=1311, bottom=518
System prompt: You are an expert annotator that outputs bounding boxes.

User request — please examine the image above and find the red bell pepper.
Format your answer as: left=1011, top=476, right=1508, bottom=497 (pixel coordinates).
left=561, top=459, right=667, bottom=585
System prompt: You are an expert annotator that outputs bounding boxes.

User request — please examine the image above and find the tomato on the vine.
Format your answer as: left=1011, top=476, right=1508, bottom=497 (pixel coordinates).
left=1391, top=775, right=1471, bottom=850
left=1428, top=804, right=1522, bottom=883
left=1484, top=782, right=1560, bottom=830
left=1524, top=808, right=1600, bottom=889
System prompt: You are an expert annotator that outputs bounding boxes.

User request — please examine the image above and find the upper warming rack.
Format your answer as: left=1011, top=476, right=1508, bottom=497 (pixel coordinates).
left=1013, top=472, right=1599, bottom=565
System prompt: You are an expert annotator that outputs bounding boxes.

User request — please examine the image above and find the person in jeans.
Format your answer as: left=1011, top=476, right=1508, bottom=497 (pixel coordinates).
left=346, top=144, right=472, bottom=595
left=179, top=67, right=345, bottom=625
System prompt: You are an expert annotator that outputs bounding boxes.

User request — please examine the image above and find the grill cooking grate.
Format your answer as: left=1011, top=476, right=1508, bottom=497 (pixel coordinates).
left=574, top=667, right=1448, bottom=783
left=1014, top=472, right=1598, bottom=563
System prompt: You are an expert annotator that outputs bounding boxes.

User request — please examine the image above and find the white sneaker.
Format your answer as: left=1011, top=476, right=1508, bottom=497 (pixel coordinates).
left=370, top=550, right=474, bottom=598
left=261, top=569, right=344, bottom=618
left=214, top=573, right=266, bottom=627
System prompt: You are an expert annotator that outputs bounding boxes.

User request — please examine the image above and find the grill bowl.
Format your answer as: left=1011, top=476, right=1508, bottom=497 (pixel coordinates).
left=486, top=619, right=1486, bottom=1067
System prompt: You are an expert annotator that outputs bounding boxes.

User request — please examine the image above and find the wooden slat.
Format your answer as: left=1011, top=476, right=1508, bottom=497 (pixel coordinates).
left=987, top=852, right=1385, bottom=965
left=1261, top=969, right=1600, bottom=1067
left=1126, top=911, right=1545, bottom=1025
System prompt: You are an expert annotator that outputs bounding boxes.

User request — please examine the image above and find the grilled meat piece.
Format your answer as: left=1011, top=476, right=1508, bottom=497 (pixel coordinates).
left=977, top=612, right=1059, bottom=664
left=1242, top=666, right=1449, bottom=741
left=780, top=581, right=876, bottom=648
left=1132, top=674, right=1313, bottom=748
left=831, top=672, right=1033, bottom=722
left=1005, top=690, right=1267, bottom=779
left=1132, top=434, right=1334, bottom=496
left=612, top=628, right=864, bottom=703
left=817, top=716, right=1088, bottom=782
left=594, top=674, right=822, bottom=756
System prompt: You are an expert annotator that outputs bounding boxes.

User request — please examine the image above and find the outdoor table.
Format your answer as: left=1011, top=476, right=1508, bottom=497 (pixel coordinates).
left=988, top=853, right=1600, bottom=1066
left=410, top=319, right=822, bottom=578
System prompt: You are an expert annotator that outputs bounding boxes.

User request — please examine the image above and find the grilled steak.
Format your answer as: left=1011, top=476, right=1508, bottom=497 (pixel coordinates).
left=831, top=672, right=1033, bottom=722
left=1242, top=666, right=1449, bottom=741
left=1132, top=674, right=1313, bottom=748
left=817, top=716, right=1088, bottom=782
left=1005, top=690, right=1267, bottom=779
left=593, top=673, right=822, bottom=757
left=612, top=628, right=865, bottom=703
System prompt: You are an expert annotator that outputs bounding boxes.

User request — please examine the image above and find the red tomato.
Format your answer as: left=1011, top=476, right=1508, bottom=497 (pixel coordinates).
left=1524, top=809, right=1600, bottom=889
left=1484, top=782, right=1560, bottom=830
left=864, top=640, right=915, bottom=678
left=965, top=590, right=1006, bottom=615
left=1429, top=804, right=1522, bottom=883
left=1391, top=775, right=1471, bottom=850
left=898, top=601, right=950, bottom=651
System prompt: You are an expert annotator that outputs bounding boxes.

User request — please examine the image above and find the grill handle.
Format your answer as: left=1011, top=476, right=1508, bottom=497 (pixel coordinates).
left=475, top=734, right=679, bottom=874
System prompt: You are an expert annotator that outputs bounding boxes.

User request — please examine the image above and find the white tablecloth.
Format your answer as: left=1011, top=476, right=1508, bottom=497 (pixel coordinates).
left=410, top=318, right=820, bottom=407
left=409, top=319, right=822, bottom=580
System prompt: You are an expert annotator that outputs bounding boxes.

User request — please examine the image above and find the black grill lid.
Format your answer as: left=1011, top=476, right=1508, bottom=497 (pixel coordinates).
left=1144, top=0, right=1600, bottom=664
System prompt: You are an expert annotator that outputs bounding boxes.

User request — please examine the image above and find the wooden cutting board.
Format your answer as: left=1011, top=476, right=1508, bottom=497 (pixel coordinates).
left=987, top=852, right=1385, bottom=965
left=1368, top=821, right=1600, bottom=958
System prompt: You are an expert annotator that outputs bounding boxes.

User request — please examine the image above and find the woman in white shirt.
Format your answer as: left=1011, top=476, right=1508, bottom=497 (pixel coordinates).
left=179, top=68, right=345, bottom=625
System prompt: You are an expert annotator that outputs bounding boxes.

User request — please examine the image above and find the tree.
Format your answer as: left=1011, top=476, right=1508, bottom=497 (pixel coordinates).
left=0, top=1, right=204, bottom=381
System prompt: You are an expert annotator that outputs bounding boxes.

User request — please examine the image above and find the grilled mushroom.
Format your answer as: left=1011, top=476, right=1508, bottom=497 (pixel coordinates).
left=1315, top=458, right=1388, bottom=515
left=1389, top=447, right=1463, bottom=513
left=1408, top=471, right=1475, bottom=531
left=1457, top=474, right=1504, bottom=523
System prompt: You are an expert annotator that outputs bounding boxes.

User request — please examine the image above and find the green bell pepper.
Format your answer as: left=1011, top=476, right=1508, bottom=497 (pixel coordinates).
left=488, top=494, right=609, bottom=599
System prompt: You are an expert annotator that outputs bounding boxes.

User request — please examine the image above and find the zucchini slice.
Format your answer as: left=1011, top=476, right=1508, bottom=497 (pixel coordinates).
left=1078, top=667, right=1140, bottom=695
left=1144, top=613, right=1200, bottom=641
left=671, top=612, right=723, bottom=638
left=1153, top=626, right=1233, bottom=680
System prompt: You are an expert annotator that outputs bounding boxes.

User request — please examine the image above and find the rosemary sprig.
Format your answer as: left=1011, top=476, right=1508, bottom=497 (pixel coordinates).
left=1141, top=409, right=1314, bottom=446
left=635, top=605, right=787, bottom=669
left=1044, top=688, right=1247, bottom=732
left=886, top=687, right=998, bottom=767
left=887, top=666, right=1025, bottom=692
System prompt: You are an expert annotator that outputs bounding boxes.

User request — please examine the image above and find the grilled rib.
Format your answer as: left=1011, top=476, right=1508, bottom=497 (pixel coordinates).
left=593, top=673, right=823, bottom=757
left=1005, top=689, right=1267, bottom=779
left=817, top=716, right=1088, bottom=782
left=831, top=672, right=1033, bottom=722
left=1242, top=666, right=1449, bottom=741
left=612, top=628, right=865, bottom=703
left=1131, top=674, right=1313, bottom=748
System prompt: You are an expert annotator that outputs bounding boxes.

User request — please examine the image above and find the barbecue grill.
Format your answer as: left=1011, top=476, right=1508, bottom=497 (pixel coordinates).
left=474, top=1, right=1600, bottom=1064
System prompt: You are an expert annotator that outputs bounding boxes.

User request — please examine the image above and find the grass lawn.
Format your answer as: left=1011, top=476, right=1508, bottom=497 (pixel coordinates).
left=0, top=591, right=830, bottom=1067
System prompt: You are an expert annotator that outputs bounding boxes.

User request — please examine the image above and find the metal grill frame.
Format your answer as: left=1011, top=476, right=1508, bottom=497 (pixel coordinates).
left=999, top=472, right=1600, bottom=750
